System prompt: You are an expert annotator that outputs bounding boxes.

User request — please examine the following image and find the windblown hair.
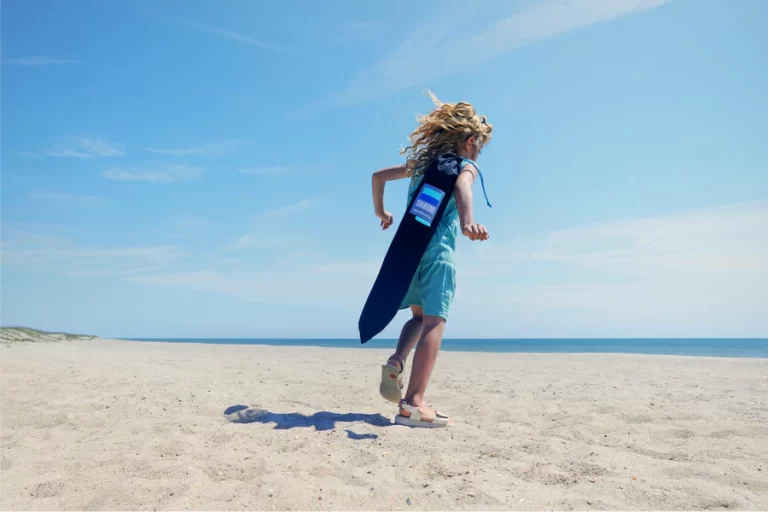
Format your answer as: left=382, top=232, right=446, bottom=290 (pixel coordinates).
left=401, top=91, right=493, bottom=177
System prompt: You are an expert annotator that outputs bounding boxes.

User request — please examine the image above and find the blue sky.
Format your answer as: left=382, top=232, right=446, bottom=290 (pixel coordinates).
left=1, top=0, right=766, bottom=339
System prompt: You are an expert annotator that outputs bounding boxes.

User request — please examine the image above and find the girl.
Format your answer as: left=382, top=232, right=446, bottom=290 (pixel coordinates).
left=370, top=92, right=492, bottom=428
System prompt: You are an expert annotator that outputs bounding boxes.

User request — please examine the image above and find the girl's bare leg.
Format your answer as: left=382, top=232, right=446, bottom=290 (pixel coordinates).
left=403, top=315, right=445, bottom=407
left=386, top=306, right=423, bottom=371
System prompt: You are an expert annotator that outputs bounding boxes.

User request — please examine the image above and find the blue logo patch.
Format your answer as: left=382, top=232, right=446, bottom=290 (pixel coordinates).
left=409, top=184, right=445, bottom=227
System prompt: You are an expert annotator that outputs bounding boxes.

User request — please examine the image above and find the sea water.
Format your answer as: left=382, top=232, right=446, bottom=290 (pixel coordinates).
left=126, top=338, right=768, bottom=358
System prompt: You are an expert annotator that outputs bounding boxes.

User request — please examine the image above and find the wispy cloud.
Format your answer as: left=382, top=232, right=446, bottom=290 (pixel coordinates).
left=103, top=164, right=203, bottom=183
left=237, top=163, right=331, bottom=175
left=45, top=138, right=125, bottom=158
left=461, top=201, right=768, bottom=276
left=336, top=21, right=391, bottom=42
left=2, top=57, right=82, bottom=66
left=78, top=138, right=125, bottom=156
left=176, top=19, right=307, bottom=55
left=28, top=193, right=106, bottom=205
left=445, top=201, right=768, bottom=336
left=1, top=230, right=183, bottom=278
left=143, top=147, right=207, bottom=156
left=3, top=243, right=182, bottom=266
left=20, top=151, right=43, bottom=159
left=212, top=200, right=316, bottom=256
left=260, top=199, right=314, bottom=217
left=44, top=149, right=94, bottom=158
left=310, top=0, right=672, bottom=112
left=213, top=233, right=294, bottom=256
left=126, top=263, right=372, bottom=305
left=158, top=216, right=211, bottom=239
left=237, top=167, right=294, bottom=176
left=140, top=139, right=251, bottom=157
left=345, top=21, right=390, bottom=32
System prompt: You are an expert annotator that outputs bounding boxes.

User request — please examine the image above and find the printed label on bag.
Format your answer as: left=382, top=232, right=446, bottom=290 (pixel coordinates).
left=409, top=184, right=445, bottom=227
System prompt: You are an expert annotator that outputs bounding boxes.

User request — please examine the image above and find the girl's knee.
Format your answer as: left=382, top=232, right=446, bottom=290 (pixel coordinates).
left=422, top=315, right=446, bottom=331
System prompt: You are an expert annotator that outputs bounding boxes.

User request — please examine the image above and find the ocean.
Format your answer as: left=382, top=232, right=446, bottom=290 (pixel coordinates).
left=125, top=338, right=768, bottom=358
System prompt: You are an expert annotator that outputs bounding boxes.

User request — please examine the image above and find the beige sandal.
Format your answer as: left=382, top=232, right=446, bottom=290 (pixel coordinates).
left=379, top=354, right=405, bottom=403
left=395, top=400, right=452, bottom=428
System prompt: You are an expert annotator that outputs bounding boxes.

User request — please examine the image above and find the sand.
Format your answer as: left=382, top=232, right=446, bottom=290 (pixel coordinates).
left=1, top=339, right=766, bottom=511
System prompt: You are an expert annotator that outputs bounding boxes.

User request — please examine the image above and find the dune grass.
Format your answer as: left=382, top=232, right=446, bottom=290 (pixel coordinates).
left=0, top=327, right=97, bottom=344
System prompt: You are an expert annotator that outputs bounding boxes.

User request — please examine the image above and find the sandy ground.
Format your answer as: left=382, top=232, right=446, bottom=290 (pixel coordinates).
left=1, top=339, right=767, bottom=511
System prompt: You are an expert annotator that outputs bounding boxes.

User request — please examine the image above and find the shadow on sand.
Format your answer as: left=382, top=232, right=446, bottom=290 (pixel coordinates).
left=224, top=405, right=391, bottom=439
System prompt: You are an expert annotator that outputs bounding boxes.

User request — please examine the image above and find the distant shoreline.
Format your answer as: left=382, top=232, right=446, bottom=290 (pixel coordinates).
left=121, top=337, right=768, bottom=358
left=3, top=326, right=765, bottom=357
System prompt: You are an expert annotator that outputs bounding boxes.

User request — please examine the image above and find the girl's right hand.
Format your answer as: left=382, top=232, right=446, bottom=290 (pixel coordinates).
left=462, top=223, right=489, bottom=241
left=377, top=210, right=394, bottom=230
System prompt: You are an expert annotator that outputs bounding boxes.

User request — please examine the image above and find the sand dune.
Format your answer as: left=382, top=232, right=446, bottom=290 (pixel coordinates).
left=1, top=339, right=766, bottom=510
left=0, top=327, right=97, bottom=344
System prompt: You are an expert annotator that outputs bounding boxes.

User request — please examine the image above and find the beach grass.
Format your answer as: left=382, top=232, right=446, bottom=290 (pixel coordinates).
left=0, top=326, right=97, bottom=345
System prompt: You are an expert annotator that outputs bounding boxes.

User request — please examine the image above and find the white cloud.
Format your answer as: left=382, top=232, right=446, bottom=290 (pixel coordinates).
left=1, top=230, right=183, bottom=277
left=140, top=139, right=251, bottom=158
left=311, top=0, right=672, bottom=111
left=45, top=138, right=125, bottom=158
left=4, top=244, right=182, bottom=265
left=211, top=200, right=316, bottom=256
left=337, top=21, right=391, bottom=42
left=158, top=216, right=211, bottom=239
left=103, top=164, right=202, bottom=183
left=28, top=193, right=106, bottom=205
left=238, top=167, right=293, bottom=176
left=448, top=201, right=768, bottom=337
left=238, top=164, right=332, bottom=175
left=212, top=233, right=292, bottom=255
left=308, top=260, right=380, bottom=275
left=78, top=138, right=125, bottom=156
left=3, top=57, right=82, bottom=66
left=460, top=201, right=768, bottom=276
left=260, top=199, right=313, bottom=218
left=127, top=265, right=371, bottom=305
left=66, top=265, right=176, bottom=278
left=143, top=147, right=207, bottom=156
left=345, top=21, right=390, bottom=31
left=176, top=19, right=307, bottom=55
left=44, top=149, right=93, bottom=158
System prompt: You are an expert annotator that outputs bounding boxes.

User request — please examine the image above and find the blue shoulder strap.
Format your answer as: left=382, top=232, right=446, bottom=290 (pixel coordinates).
left=461, top=158, right=492, bottom=208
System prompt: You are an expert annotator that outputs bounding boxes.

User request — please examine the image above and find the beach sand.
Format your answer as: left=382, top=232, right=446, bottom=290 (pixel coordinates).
left=1, top=339, right=766, bottom=511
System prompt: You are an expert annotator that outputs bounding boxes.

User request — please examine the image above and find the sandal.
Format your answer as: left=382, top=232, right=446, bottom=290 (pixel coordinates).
left=379, top=354, right=405, bottom=404
left=395, top=400, right=452, bottom=428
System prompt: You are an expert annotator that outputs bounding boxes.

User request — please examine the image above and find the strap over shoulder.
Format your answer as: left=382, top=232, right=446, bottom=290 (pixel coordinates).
left=459, top=157, right=492, bottom=208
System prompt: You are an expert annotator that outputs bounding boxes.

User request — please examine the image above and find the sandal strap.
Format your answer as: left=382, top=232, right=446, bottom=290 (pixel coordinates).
left=388, top=354, right=406, bottom=373
left=399, top=401, right=447, bottom=422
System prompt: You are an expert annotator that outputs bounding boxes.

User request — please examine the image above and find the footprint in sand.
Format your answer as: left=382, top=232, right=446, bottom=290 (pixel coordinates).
left=31, top=480, right=64, bottom=499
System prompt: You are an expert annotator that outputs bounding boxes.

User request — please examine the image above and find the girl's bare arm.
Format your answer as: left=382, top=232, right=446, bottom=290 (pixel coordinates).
left=372, top=164, right=407, bottom=229
left=372, top=165, right=407, bottom=215
left=455, top=166, right=489, bottom=241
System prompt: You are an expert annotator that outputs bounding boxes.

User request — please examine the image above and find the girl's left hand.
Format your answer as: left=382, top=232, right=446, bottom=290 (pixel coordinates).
left=377, top=210, right=394, bottom=230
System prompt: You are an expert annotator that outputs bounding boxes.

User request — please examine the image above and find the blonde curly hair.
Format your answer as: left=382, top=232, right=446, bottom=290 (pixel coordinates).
left=401, top=91, right=492, bottom=177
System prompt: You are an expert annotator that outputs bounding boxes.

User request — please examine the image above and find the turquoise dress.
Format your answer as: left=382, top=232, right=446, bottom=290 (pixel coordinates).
left=398, top=157, right=489, bottom=320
